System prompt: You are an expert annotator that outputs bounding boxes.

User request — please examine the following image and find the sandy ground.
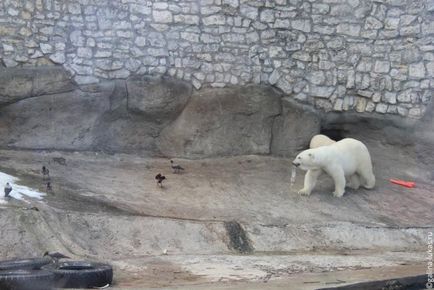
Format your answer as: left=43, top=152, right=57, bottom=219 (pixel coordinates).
left=0, top=139, right=432, bottom=289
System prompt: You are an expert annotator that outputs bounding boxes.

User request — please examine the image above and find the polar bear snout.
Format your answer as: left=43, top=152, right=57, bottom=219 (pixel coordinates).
left=293, top=155, right=304, bottom=167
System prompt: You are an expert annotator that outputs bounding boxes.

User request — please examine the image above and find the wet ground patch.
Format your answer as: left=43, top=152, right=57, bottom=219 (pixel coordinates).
left=224, top=221, right=254, bottom=254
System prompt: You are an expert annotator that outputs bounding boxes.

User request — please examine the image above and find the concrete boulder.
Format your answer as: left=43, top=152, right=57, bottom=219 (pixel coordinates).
left=0, top=67, right=75, bottom=105
left=0, top=89, right=110, bottom=150
left=126, top=76, right=192, bottom=123
left=0, top=78, right=165, bottom=154
left=0, top=66, right=331, bottom=157
left=271, top=97, right=321, bottom=156
left=157, top=85, right=282, bottom=158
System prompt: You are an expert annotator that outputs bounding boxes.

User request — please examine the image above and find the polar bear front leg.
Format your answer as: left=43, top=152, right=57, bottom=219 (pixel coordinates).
left=325, top=165, right=346, bottom=197
left=298, top=169, right=322, bottom=196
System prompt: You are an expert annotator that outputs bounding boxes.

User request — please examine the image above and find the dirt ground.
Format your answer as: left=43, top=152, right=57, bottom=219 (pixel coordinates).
left=0, top=136, right=432, bottom=289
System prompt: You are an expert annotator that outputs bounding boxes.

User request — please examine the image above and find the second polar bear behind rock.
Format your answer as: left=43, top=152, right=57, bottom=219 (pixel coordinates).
left=293, top=137, right=375, bottom=197
left=309, top=134, right=335, bottom=149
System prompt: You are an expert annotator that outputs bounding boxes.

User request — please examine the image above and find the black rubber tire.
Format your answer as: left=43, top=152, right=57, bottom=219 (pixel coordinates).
left=0, top=257, right=51, bottom=271
left=42, top=260, right=113, bottom=288
left=0, top=269, right=54, bottom=290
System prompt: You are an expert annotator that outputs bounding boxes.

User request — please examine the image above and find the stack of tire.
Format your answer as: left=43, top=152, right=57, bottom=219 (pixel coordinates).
left=0, top=257, right=112, bottom=289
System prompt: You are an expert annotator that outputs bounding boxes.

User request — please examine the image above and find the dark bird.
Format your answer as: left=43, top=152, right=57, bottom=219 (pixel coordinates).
left=23, top=206, right=39, bottom=211
left=42, top=166, right=50, bottom=180
left=155, top=173, right=166, bottom=187
left=46, top=182, right=52, bottom=191
left=170, top=160, right=184, bottom=173
left=43, top=251, right=70, bottom=264
left=4, top=183, right=12, bottom=197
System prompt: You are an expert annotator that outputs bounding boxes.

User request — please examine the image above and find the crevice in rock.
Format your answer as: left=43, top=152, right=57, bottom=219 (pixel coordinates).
left=268, top=90, right=284, bottom=155
left=124, top=79, right=130, bottom=113
left=268, top=112, right=282, bottom=155
left=319, top=127, right=348, bottom=141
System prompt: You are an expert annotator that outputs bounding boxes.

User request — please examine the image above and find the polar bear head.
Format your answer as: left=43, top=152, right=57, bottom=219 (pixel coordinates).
left=292, top=149, right=320, bottom=171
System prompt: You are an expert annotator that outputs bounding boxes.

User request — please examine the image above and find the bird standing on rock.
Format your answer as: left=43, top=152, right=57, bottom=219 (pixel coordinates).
left=4, top=183, right=12, bottom=198
left=170, top=160, right=184, bottom=174
left=43, top=251, right=70, bottom=265
left=155, top=173, right=166, bottom=187
left=42, top=166, right=50, bottom=180
left=46, top=182, right=52, bottom=192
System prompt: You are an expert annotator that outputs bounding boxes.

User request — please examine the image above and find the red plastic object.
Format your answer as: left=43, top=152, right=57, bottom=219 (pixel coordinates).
left=390, top=179, right=416, bottom=188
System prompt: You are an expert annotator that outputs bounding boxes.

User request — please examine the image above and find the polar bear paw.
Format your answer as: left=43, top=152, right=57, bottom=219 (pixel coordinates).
left=332, top=190, right=345, bottom=198
left=298, top=188, right=311, bottom=196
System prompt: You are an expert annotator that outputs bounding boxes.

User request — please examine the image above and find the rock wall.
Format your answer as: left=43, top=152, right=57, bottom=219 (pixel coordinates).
left=0, top=67, right=320, bottom=157
left=0, top=0, right=433, bottom=118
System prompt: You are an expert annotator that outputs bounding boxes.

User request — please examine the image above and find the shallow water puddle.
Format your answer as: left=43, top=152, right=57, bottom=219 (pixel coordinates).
left=0, top=171, right=46, bottom=203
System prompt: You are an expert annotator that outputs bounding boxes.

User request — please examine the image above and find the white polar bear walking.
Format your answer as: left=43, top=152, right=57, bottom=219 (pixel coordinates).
left=293, top=138, right=375, bottom=197
left=309, top=134, right=361, bottom=190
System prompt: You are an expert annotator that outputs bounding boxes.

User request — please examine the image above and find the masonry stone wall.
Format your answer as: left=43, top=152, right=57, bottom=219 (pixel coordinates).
left=0, top=0, right=433, bottom=118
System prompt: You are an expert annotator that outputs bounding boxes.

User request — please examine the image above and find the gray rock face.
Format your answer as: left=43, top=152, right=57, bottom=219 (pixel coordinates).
left=0, top=66, right=431, bottom=159
left=0, top=70, right=33, bottom=104
left=271, top=98, right=321, bottom=157
left=0, top=89, right=109, bottom=150
left=0, top=68, right=158, bottom=152
left=33, top=67, right=76, bottom=96
left=0, top=77, right=165, bottom=153
left=88, top=81, right=164, bottom=153
left=126, top=76, right=192, bottom=123
left=0, top=67, right=291, bottom=157
left=0, top=67, right=75, bottom=105
left=157, top=85, right=281, bottom=158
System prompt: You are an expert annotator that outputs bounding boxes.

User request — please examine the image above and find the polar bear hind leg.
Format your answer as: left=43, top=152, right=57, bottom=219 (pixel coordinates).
left=346, top=174, right=361, bottom=190
left=357, top=166, right=375, bottom=189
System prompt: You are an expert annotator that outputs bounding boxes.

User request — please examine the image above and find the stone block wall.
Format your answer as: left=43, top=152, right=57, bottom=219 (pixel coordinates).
left=0, top=0, right=433, bottom=118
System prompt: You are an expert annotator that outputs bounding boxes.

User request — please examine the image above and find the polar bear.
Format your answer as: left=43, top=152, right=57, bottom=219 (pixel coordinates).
left=309, top=134, right=361, bottom=190
left=309, top=134, right=335, bottom=149
left=293, top=138, right=375, bottom=197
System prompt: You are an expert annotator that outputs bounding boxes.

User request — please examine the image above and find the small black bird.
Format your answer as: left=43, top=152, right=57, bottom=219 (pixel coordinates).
left=42, top=166, right=50, bottom=180
left=5, top=182, right=12, bottom=197
left=46, top=182, right=52, bottom=191
left=4, top=183, right=12, bottom=197
left=170, top=160, right=184, bottom=173
left=43, top=251, right=70, bottom=265
left=155, top=173, right=166, bottom=187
